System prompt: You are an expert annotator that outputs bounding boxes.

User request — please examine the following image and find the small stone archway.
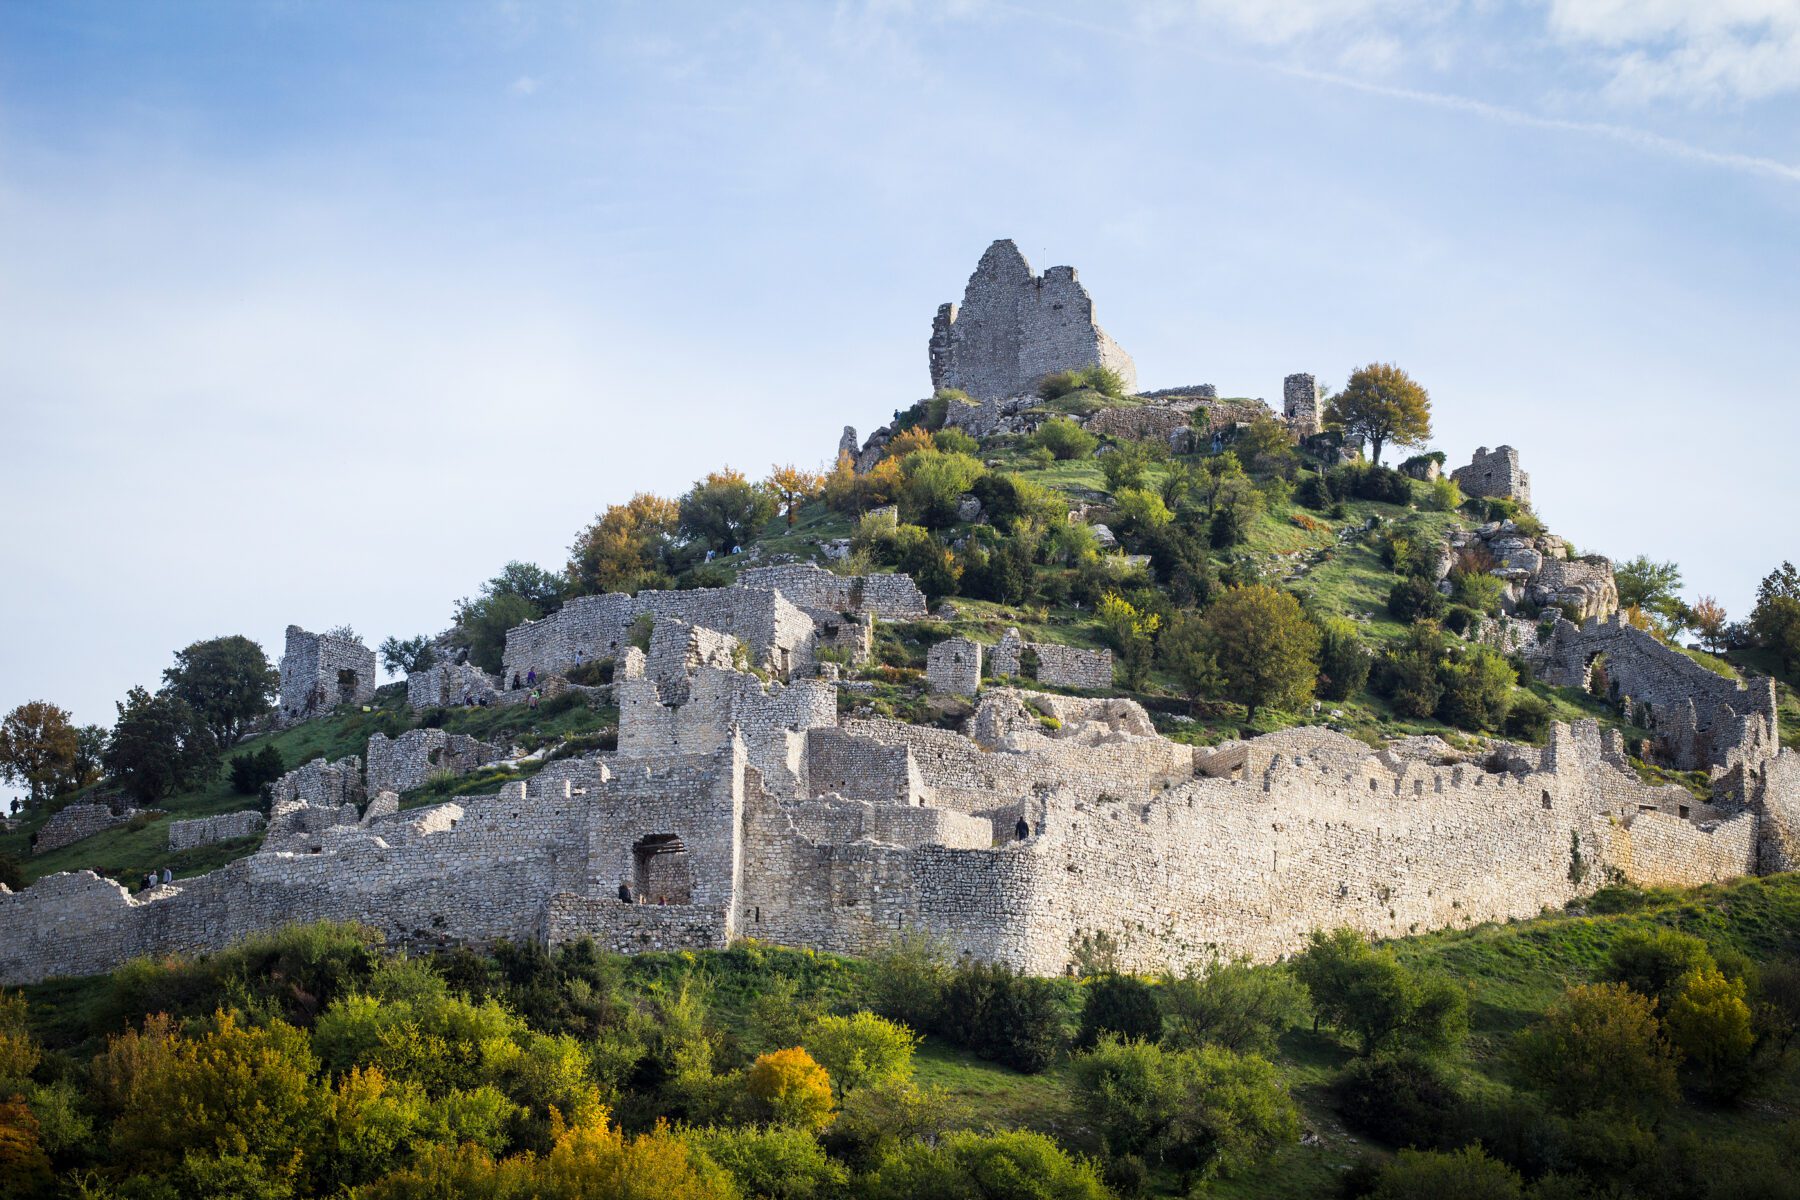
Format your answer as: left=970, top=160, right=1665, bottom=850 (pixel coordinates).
left=337, top=668, right=361, bottom=705
left=632, top=833, right=693, bottom=904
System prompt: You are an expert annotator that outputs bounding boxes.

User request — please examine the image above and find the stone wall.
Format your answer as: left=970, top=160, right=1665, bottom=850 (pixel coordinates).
left=34, top=803, right=136, bottom=854
left=503, top=586, right=816, bottom=685
left=278, top=625, right=377, bottom=725
left=617, top=665, right=836, bottom=799
left=366, top=730, right=498, bottom=795
left=926, top=637, right=982, bottom=695
left=1283, top=373, right=1322, bottom=438
left=1452, top=446, right=1532, bottom=508
left=406, top=661, right=501, bottom=709
left=734, top=564, right=927, bottom=621
left=929, top=239, right=1136, bottom=402
left=167, top=810, right=266, bottom=852
left=989, top=628, right=1114, bottom=690
left=270, top=756, right=364, bottom=811
left=1085, top=403, right=1197, bottom=447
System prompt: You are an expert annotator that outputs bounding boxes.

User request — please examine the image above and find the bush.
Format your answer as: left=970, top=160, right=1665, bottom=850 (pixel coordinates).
left=1604, top=928, right=1716, bottom=1009
left=687, top=1125, right=848, bottom=1200
left=802, top=1011, right=917, bottom=1098
left=933, top=426, right=980, bottom=457
left=818, top=1080, right=946, bottom=1174
left=1069, top=1037, right=1300, bottom=1178
left=1160, top=959, right=1308, bottom=1057
left=228, top=744, right=285, bottom=795
left=1436, top=645, right=1516, bottom=732
left=1099, top=441, right=1159, bottom=493
left=1317, top=617, right=1372, bottom=701
left=1291, top=928, right=1467, bottom=1057
left=1389, top=576, right=1447, bottom=623
left=1369, top=1146, right=1523, bottom=1200
left=1513, top=983, right=1678, bottom=1119
left=939, top=960, right=1065, bottom=1073
left=864, top=930, right=951, bottom=1033
left=864, top=1129, right=1111, bottom=1200
left=1076, top=974, right=1163, bottom=1048
left=1504, top=691, right=1552, bottom=741
left=1663, top=966, right=1756, bottom=1100
left=1452, top=571, right=1506, bottom=615
left=743, top=1047, right=835, bottom=1131
left=1335, top=1053, right=1464, bottom=1149
left=1039, top=364, right=1126, bottom=400
left=1034, top=417, right=1098, bottom=461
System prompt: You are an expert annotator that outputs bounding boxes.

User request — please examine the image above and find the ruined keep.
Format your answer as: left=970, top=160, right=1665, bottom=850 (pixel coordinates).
left=1283, top=373, right=1323, bottom=438
left=1453, top=445, right=1532, bottom=508
left=929, top=239, right=1137, bottom=402
left=278, top=625, right=377, bottom=725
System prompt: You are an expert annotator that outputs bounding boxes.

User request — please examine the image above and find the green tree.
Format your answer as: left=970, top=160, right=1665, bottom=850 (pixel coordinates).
left=865, top=930, right=952, bottom=1034
left=1436, top=644, right=1516, bottom=732
left=687, top=1125, right=848, bottom=1200
left=1195, top=585, right=1321, bottom=722
left=229, top=745, right=285, bottom=796
left=161, top=635, right=279, bottom=747
left=455, top=592, right=540, bottom=676
left=1161, top=959, right=1309, bottom=1056
left=1097, top=592, right=1158, bottom=690
left=1076, top=974, right=1163, bottom=1049
left=1753, top=562, right=1800, bottom=674
left=102, top=686, right=219, bottom=803
left=1663, top=966, right=1756, bottom=1099
left=1604, top=928, right=1716, bottom=1009
left=482, top=560, right=567, bottom=611
left=378, top=635, right=437, bottom=678
left=679, top=467, right=779, bottom=554
left=1292, top=928, right=1466, bottom=1057
left=0, top=701, right=79, bottom=808
left=1235, top=414, right=1299, bottom=476
left=1370, top=1146, right=1523, bottom=1200
left=1316, top=617, right=1373, bottom=701
left=1616, top=556, right=1688, bottom=638
left=1099, top=440, right=1159, bottom=493
left=1513, top=982, right=1679, bottom=1119
left=865, top=1129, right=1110, bottom=1200
left=802, top=1011, right=917, bottom=1099
left=1325, top=362, right=1433, bottom=466
left=901, top=448, right=985, bottom=529
left=1070, top=1037, right=1300, bottom=1178
left=939, top=960, right=1065, bottom=1074
left=1380, top=622, right=1445, bottom=718
left=1033, top=417, right=1098, bottom=461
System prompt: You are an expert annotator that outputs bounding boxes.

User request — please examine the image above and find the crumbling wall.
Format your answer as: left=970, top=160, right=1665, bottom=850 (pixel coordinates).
left=988, top=628, right=1113, bottom=690
left=278, top=626, right=377, bottom=724
left=407, top=661, right=501, bottom=709
left=617, top=666, right=835, bottom=799
left=1452, top=446, right=1532, bottom=508
left=734, top=564, right=927, bottom=621
left=366, top=730, right=498, bottom=795
left=168, top=810, right=266, bottom=852
left=1283, top=374, right=1322, bottom=438
left=269, top=756, right=364, bottom=811
left=34, top=803, right=136, bottom=854
left=929, top=239, right=1136, bottom=402
left=926, top=637, right=982, bottom=695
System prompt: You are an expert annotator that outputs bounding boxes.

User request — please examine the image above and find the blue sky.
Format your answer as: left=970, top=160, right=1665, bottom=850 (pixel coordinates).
left=3, top=1, right=1798, bottom=769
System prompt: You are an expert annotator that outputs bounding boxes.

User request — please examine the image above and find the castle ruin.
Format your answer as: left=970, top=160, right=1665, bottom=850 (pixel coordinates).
left=278, top=625, right=377, bottom=725
left=929, top=239, right=1137, bottom=402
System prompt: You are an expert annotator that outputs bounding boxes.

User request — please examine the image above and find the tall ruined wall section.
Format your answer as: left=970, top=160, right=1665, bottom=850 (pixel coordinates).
left=929, top=240, right=1136, bottom=402
left=1452, top=445, right=1532, bottom=508
left=617, top=666, right=836, bottom=799
left=734, top=564, right=927, bottom=621
left=503, top=587, right=816, bottom=684
left=278, top=626, right=377, bottom=724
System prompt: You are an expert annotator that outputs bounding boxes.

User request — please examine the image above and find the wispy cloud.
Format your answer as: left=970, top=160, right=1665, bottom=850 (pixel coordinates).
left=1548, top=0, right=1800, bottom=105
left=510, top=74, right=540, bottom=95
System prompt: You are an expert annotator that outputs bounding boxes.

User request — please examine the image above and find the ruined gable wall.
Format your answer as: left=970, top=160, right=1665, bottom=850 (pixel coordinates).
left=617, top=668, right=835, bottom=798
left=270, top=756, right=364, bottom=810
left=407, top=661, right=501, bottom=709
left=278, top=626, right=377, bottom=722
left=1017, top=266, right=1138, bottom=394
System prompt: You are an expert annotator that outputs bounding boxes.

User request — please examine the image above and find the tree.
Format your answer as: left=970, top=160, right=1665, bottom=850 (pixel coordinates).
left=1099, top=440, right=1158, bottom=493
left=1436, top=644, right=1516, bottom=732
left=1236, top=414, right=1298, bottom=476
left=1616, top=556, right=1688, bottom=639
left=0, top=701, right=79, bottom=808
left=1097, top=592, right=1158, bottom=690
left=1379, top=622, right=1445, bottom=719
left=482, top=560, right=566, bottom=611
left=1069, top=1037, right=1300, bottom=1177
left=900, top=449, right=985, bottom=529
left=1033, top=417, right=1097, bottom=461
left=802, top=1012, right=918, bottom=1099
left=229, top=745, right=285, bottom=796
left=743, top=1047, right=835, bottom=1131
left=1076, top=974, right=1163, bottom=1048
left=1388, top=576, right=1446, bottom=623
left=1316, top=617, right=1372, bottom=702
left=1161, top=959, right=1309, bottom=1057
left=1604, top=928, right=1716, bottom=1009
left=1325, top=362, right=1432, bottom=466
left=1663, top=966, right=1755, bottom=1099
left=1692, top=596, right=1728, bottom=653
left=1513, top=983, right=1679, bottom=1119
left=1195, top=586, right=1321, bottom=722
left=454, top=593, right=540, bottom=676
left=161, top=635, right=279, bottom=746
left=102, top=686, right=219, bottom=803
left=686, top=1125, right=848, bottom=1200
left=679, top=468, right=778, bottom=554
left=378, top=635, right=437, bottom=678
left=1292, top=928, right=1466, bottom=1057
left=1753, top=562, right=1800, bottom=674
left=567, top=492, right=680, bottom=596
left=765, top=464, right=823, bottom=528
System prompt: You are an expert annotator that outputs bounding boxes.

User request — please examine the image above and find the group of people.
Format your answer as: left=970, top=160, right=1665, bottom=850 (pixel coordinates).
left=140, top=866, right=173, bottom=891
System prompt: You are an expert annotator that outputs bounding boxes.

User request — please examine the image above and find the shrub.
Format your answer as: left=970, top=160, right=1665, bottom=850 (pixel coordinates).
left=1099, top=440, right=1159, bottom=493
left=1504, top=691, right=1552, bottom=741
left=1316, top=617, right=1372, bottom=702
left=1663, top=966, right=1756, bottom=1099
left=743, top=1047, right=835, bottom=1131
left=228, top=744, right=286, bottom=796
left=801, top=1011, right=917, bottom=1098
left=1388, top=576, right=1447, bottom=623
left=939, top=960, right=1065, bottom=1073
left=1040, top=364, right=1126, bottom=400
left=1604, top=928, right=1716, bottom=1009
left=1369, top=1146, right=1523, bottom=1200
left=1069, top=1037, right=1300, bottom=1178
left=817, top=1079, right=946, bottom=1174
left=687, top=1125, right=848, bottom=1200
left=1452, top=571, right=1506, bottom=615
left=1436, top=645, right=1516, bottom=732
left=1160, top=959, right=1308, bottom=1057
left=1291, top=928, right=1467, bottom=1057
left=864, top=1129, right=1110, bottom=1200
left=1513, top=983, right=1679, bottom=1119
left=864, top=930, right=951, bottom=1033
left=1034, top=417, right=1098, bottom=461
left=933, top=426, right=980, bottom=456
left=1076, top=974, right=1163, bottom=1048
left=1335, top=1052, right=1464, bottom=1148
left=1424, top=477, right=1464, bottom=512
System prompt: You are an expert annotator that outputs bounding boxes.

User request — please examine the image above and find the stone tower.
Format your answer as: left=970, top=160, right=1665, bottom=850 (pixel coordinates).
left=1283, top=373, right=1322, bottom=438
left=929, top=239, right=1137, bottom=402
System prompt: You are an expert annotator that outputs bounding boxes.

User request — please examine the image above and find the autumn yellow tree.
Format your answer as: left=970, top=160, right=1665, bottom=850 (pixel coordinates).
left=765, top=465, right=824, bottom=527
left=744, top=1047, right=835, bottom=1131
left=0, top=701, right=79, bottom=808
left=567, top=493, right=680, bottom=596
left=1692, top=596, right=1728, bottom=653
left=1325, top=363, right=1432, bottom=467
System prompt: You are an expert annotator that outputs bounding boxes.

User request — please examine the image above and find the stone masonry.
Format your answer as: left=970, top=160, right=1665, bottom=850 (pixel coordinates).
left=990, top=628, right=1114, bottom=690
left=406, top=660, right=502, bottom=709
left=1283, top=373, right=1323, bottom=438
left=929, top=239, right=1137, bottom=402
left=366, top=730, right=498, bottom=796
left=168, top=810, right=266, bottom=852
left=278, top=625, right=377, bottom=725
left=33, top=803, right=138, bottom=854
left=5, top=572, right=1796, bottom=986
left=1452, top=445, right=1532, bottom=508
left=926, top=637, right=983, bottom=695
